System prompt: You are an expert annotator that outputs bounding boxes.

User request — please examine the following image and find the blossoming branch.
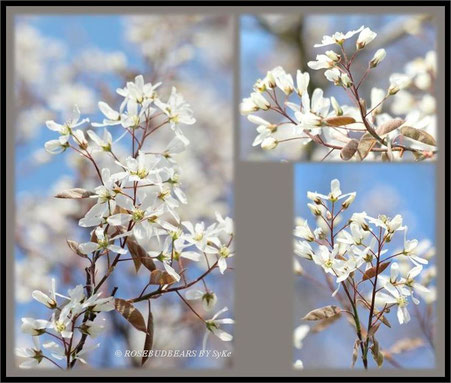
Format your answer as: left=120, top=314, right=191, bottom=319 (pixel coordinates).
left=241, top=26, right=437, bottom=161
left=16, top=75, right=235, bottom=369
left=293, top=179, right=435, bottom=368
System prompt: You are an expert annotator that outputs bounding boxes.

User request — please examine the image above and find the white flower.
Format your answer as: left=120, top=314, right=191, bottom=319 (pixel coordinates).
left=32, top=278, right=57, bottom=309
left=240, top=96, right=259, bottom=114
left=120, top=99, right=153, bottom=129
left=21, top=318, right=50, bottom=336
left=294, top=240, right=314, bottom=260
left=350, top=211, right=370, bottom=230
left=356, top=27, right=377, bottom=49
left=115, top=150, right=160, bottom=183
left=312, top=245, right=340, bottom=276
left=87, top=128, right=113, bottom=152
left=394, top=263, right=430, bottom=305
left=147, top=236, right=197, bottom=282
left=338, top=223, right=369, bottom=246
left=296, top=88, right=331, bottom=134
left=163, top=167, right=187, bottom=204
left=313, top=26, right=364, bottom=47
left=203, top=307, right=234, bottom=350
left=367, top=214, right=403, bottom=236
left=91, top=101, right=123, bottom=127
left=377, top=284, right=411, bottom=324
left=44, top=135, right=69, bottom=154
left=107, top=193, right=157, bottom=240
left=270, top=66, right=294, bottom=95
left=79, top=226, right=128, bottom=255
left=116, top=74, right=161, bottom=104
left=185, top=289, right=217, bottom=311
left=215, top=212, right=234, bottom=236
left=82, top=292, right=115, bottom=312
left=251, top=92, right=270, bottom=110
left=294, top=221, right=314, bottom=242
left=324, top=68, right=341, bottom=85
left=216, top=243, right=233, bottom=274
left=402, top=228, right=428, bottom=266
left=182, top=221, right=216, bottom=252
left=296, top=70, right=310, bottom=96
left=248, top=115, right=277, bottom=147
left=161, top=134, right=190, bottom=164
left=80, top=318, right=106, bottom=338
left=79, top=168, right=118, bottom=227
left=314, top=179, right=353, bottom=203
left=45, top=105, right=89, bottom=136
left=50, top=305, right=73, bottom=339
left=388, top=73, right=411, bottom=95
left=155, top=86, right=196, bottom=129
left=16, top=337, right=44, bottom=369
left=307, top=54, right=336, bottom=70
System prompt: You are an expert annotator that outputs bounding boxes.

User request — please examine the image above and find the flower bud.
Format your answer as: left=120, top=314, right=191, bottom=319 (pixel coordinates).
left=356, top=27, right=377, bottom=49
left=370, top=49, right=386, bottom=68
left=307, top=191, right=322, bottom=204
left=73, top=129, right=88, bottom=150
left=325, top=50, right=341, bottom=62
left=266, top=71, right=276, bottom=88
left=341, top=73, right=352, bottom=88
left=250, top=92, right=270, bottom=110
left=261, top=137, right=278, bottom=150
left=253, top=79, right=267, bottom=92
left=307, top=203, right=322, bottom=216
left=324, top=68, right=341, bottom=85
left=342, top=193, right=356, bottom=209
left=388, top=74, right=411, bottom=95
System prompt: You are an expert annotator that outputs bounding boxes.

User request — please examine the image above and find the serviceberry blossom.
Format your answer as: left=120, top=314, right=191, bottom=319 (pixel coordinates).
left=242, top=26, right=437, bottom=161
left=294, top=179, right=434, bottom=369
left=19, top=76, right=234, bottom=369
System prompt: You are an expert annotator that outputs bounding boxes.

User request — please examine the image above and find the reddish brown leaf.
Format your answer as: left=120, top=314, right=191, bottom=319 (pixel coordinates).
left=141, top=302, right=154, bottom=366
left=325, top=116, right=356, bottom=126
left=362, top=262, right=390, bottom=281
left=114, top=298, right=147, bottom=333
left=127, top=239, right=156, bottom=273
left=149, top=270, right=177, bottom=286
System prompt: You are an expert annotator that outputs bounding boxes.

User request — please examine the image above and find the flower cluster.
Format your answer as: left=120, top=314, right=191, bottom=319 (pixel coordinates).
left=294, top=179, right=435, bottom=368
left=17, top=76, right=234, bottom=369
left=241, top=26, right=437, bottom=161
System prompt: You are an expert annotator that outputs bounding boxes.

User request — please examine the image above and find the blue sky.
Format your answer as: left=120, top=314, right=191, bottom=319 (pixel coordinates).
left=295, top=163, right=436, bottom=241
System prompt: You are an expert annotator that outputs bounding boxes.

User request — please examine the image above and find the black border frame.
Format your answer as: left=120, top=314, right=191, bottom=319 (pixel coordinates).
left=1, top=1, right=449, bottom=381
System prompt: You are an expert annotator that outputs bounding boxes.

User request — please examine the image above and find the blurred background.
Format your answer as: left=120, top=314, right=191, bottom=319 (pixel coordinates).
left=241, top=13, right=437, bottom=161
left=293, top=163, right=436, bottom=369
left=14, top=14, right=234, bottom=369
